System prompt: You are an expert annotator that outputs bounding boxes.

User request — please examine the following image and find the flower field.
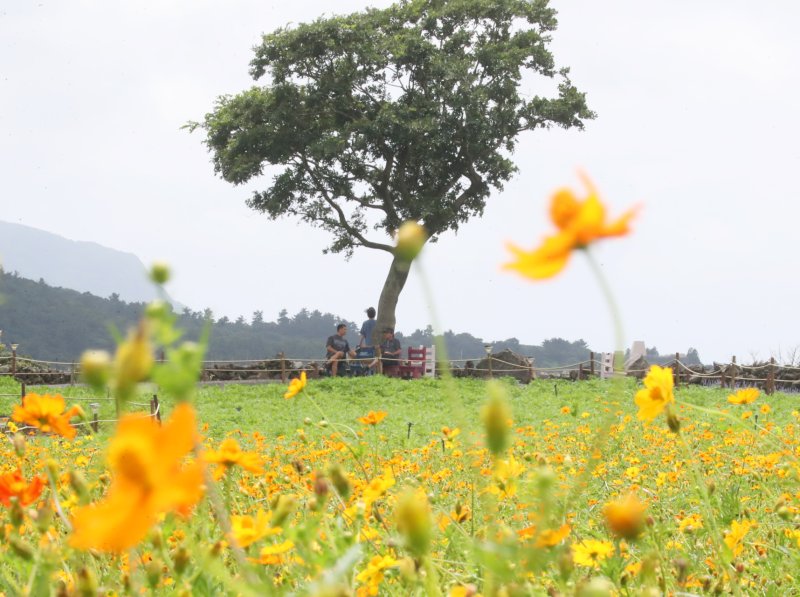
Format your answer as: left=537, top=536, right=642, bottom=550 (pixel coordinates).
left=2, top=374, right=799, bottom=596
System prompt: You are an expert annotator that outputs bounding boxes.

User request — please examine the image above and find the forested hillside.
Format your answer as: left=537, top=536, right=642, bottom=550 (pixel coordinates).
left=0, top=271, right=699, bottom=366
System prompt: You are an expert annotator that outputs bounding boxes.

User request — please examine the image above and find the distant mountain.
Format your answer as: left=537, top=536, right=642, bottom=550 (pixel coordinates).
left=0, top=221, right=174, bottom=305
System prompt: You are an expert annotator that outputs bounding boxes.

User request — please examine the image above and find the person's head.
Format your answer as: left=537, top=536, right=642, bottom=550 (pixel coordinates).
left=337, top=323, right=347, bottom=336
left=366, top=307, right=376, bottom=319
left=382, top=327, right=394, bottom=338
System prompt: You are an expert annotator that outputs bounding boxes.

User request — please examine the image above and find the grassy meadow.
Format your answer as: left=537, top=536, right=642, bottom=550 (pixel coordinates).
left=2, top=373, right=799, bottom=595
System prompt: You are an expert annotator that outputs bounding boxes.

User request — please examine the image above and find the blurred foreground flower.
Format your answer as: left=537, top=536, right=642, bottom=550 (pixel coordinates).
left=727, top=388, right=759, bottom=405
left=284, top=371, right=307, bottom=399
left=113, top=322, right=155, bottom=400
left=69, top=403, right=204, bottom=552
left=12, top=393, right=83, bottom=440
left=634, top=365, right=675, bottom=422
left=603, top=492, right=647, bottom=540
left=504, top=173, right=636, bottom=280
left=0, top=470, right=45, bottom=507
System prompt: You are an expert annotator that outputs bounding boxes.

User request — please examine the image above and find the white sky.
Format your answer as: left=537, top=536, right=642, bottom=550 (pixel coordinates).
left=1, top=0, right=798, bottom=363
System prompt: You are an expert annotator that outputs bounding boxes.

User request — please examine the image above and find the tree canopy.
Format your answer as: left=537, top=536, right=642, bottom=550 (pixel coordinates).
left=195, top=0, right=594, bottom=334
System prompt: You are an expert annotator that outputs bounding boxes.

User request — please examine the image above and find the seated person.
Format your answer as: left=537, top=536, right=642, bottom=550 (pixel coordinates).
left=326, top=324, right=356, bottom=376
left=371, top=327, right=402, bottom=375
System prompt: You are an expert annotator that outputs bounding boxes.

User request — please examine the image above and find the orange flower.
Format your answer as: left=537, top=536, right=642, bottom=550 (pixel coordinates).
left=603, top=493, right=648, bottom=539
left=727, top=388, right=759, bottom=405
left=284, top=371, right=307, bottom=399
left=504, top=173, right=637, bottom=280
left=0, top=469, right=45, bottom=507
left=357, top=411, right=388, bottom=426
left=12, top=393, right=83, bottom=439
left=204, top=438, right=264, bottom=480
left=69, top=403, right=204, bottom=552
left=634, top=365, right=675, bottom=421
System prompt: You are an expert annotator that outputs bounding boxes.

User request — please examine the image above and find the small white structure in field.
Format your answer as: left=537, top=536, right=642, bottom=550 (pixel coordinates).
left=625, top=341, right=646, bottom=370
left=424, top=345, right=436, bottom=378
left=600, top=353, right=614, bottom=379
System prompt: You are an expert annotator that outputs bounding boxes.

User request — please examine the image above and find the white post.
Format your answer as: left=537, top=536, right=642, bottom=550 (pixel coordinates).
left=600, top=352, right=614, bottom=380
left=425, top=344, right=436, bottom=378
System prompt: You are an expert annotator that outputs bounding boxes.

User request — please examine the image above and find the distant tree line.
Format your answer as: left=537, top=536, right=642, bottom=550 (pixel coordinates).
left=0, top=271, right=701, bottom=367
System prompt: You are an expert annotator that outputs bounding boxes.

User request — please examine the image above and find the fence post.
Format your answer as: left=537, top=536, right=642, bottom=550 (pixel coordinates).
left=153, top=394, right=162, bottom=424
left=589, top=352, right=595, bottom=376
left=578, top=363, right=584, bottom=381
left=20, top=382, right=26, bottom=404
left=766, top=357, right=775, bottom=395
left=11, top=345, right=17, bottom=377
left=376, top=347, right=383, bottom=375
left=530, top=358, right=536, bottom=381
left=70, top=361, right=76, bottom=386
left=731, top=355, right=737, bottom=390
left=279, top=352, right=287, bottom=383
left=674, top=352, right=680, bottom=388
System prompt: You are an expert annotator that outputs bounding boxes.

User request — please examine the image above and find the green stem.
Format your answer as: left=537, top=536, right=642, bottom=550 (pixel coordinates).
left=676, top=432, right=741, bottom=596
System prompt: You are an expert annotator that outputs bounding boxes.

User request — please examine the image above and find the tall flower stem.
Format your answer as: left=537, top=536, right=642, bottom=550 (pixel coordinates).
left=583, top=249, right=624, bottom=364
left=415, top=258, right=466, bottom=430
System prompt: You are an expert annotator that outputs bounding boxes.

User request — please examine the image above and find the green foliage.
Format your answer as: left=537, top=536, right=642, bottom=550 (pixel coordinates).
left=198, top=0, right=593, bottom=256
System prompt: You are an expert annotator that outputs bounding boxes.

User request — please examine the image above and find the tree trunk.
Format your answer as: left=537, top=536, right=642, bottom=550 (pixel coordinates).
left=373, top=255, right=413, bottom=346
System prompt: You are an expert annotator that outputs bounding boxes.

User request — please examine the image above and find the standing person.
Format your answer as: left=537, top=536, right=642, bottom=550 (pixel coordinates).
left=371, top=327, right=402, bottom=376
left=326, top=324, right=356, bottom=377
left=359, top=307, right=377, bottom=348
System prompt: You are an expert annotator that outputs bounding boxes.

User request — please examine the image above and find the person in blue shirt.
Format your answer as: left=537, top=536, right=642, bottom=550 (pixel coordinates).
left=359, top=307, right=377, bottom=348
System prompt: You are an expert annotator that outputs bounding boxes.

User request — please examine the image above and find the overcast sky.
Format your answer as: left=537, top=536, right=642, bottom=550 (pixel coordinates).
left=1, top=1, right=798, bottom=363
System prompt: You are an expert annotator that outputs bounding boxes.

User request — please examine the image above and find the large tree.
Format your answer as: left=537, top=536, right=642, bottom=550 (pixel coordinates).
left=195, top=0, right=594, bottom=338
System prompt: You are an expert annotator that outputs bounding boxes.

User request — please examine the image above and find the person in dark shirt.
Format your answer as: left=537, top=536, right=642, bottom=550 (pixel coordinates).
left=371, top=327, right=402, bottom=375
left=326, top=323, right=356, bottom=376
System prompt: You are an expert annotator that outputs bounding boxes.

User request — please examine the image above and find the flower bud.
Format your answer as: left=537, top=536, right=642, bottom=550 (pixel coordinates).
left=666, top=410, right=681, bottom=434
left=272, top=494, right=297, bottom=527
left=9, top=536, right=34, bottom=560
left=328, top=465, right=351, bottom=499
left=145, top=558, right=162, bottom=588
left=395, top=489, right=431, bottom=556
left=150, top=261, right=171, bottom=285
left=482, top=381, right=512, bottom=456
left=114, top=323, right=154, bottom=398
left=80, top=350, right=112, bottom=391
left=145, top=300, right=169, bottom=320
left=10, top=501, right=24, bottom=527
left=173, top=546, right=190, bottom=575
left=576, top=576, right=614, bottom=597
left=76, top=567, right=98, bottom=596
left=36, top=501, right=54, bottom=533
left=394, top=221, right=427, bottom=261
left=69, top=470, right=91, bottom=503
left=12, top=433, right=26, bottom=458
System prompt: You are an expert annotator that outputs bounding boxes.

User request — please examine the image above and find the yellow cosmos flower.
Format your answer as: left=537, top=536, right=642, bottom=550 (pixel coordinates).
left=356, top=554, right=397, bottom=596
left=357, top=410, right=388, bottom=426
left=634, top=365, right=675, bottom=421
left=12, top=393, right=83, bottom=439
left=536, top=524, right=572, bottom=548
left=603, top=493, right=647, bottom=540
left=230, top=509, right=281, bottom=548
left=724, top=520, right=755, bottom=557
left=572, top=538, right=614, bottom=568
left=284, top=371, right=307, bottom=399
left=727, top=388, right=759, bottom=405
left=257, top=540, right=295, bottom=565
left=69, top=403, right=204, bottom=552
left=203, top=438, right=264, bottom=480
left=504, top=173, right=637, bottom=280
